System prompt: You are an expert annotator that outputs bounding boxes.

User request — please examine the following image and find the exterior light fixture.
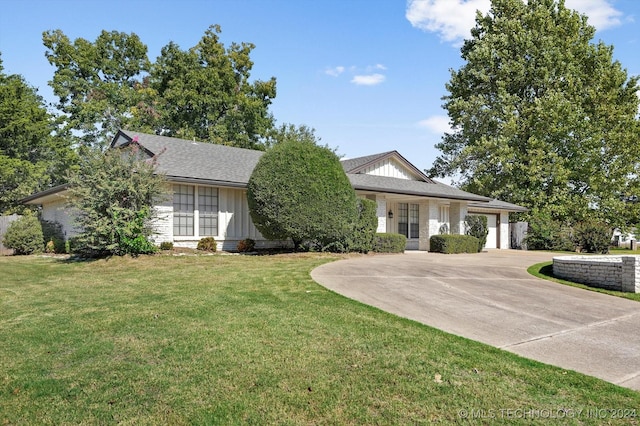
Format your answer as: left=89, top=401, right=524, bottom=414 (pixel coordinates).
left=388, top=210, right=393, bottom=219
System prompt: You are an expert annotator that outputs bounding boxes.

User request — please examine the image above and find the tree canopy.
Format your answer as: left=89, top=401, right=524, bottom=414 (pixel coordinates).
left=0, top=53, right=76, bottom=213
left=428, top=0, right=640, bottom=228
left=43, top=25, right=276, bottom=149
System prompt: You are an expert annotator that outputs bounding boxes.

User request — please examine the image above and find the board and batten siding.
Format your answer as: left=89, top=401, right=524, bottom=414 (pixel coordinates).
left=361, top=158, right=417, bottom=180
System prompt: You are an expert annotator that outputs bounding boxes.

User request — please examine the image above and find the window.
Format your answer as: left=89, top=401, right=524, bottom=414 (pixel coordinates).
left=173, top=185, right=219, bottom=237
left=173, top=184, right=194, bottom=236
left=439, top=205, right=449, bottom=225
left=410, top=204, right=419, bottom=239
left=198, top=187, right=218, bottom=236
left=398, top=203, right=408, bottom=237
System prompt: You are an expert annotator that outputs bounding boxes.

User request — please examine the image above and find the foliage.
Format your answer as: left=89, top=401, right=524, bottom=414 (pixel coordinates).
left=115, top=206, right=158, bottom=256
left=43, top=29, right=151, bottom=148
left=427, top=0, right=640, bottom=229
left=464, top=215, right=488, bottom=252
left=151, top=25, right=276, bottom=149
left=159, top=241, right=174, bottom=251
left=350, top=198, right=378, bottom=253
left=2, top=214, right=44, bottom=255
left=573, top=221, right=611, bottom=254
left=40, top=220, right=65, bottom=254
left=0, top=54, right=76, bottom=213
left=430, top=234, right=480, bottom=254
left=197, top=237, right=217, bottom=252
left=372, top=233, right=407, bottom=253
left=67, top=145, right=167, bottom=257
left=237, top=238, right=256, bottom=253
left=247, top=131, right=358, bottom=251
left=43, top=25, right=277, bottom=149
left=525, top=210, right=574, bottom=251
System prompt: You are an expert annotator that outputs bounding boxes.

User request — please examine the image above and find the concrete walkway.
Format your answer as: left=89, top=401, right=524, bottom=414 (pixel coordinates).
left=311, top=250, right=640, bottom=391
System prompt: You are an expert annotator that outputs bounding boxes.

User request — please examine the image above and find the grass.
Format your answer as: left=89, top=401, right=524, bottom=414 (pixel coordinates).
left=2, top=254, right=640, bottom=425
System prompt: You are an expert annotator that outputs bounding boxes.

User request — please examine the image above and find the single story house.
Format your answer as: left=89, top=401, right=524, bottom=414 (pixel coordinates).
left=23, top=130, right=527, bottom=251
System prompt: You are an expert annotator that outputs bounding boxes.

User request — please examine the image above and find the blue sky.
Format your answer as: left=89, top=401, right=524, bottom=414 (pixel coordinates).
left=1, top=0, right=638, bottom=175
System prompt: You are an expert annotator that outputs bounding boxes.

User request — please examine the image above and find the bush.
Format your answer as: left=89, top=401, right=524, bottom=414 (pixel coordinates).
left=573, top=221, right=611, bottom=253
left=237, top=238, right=256, bottom=252
left=247, top=131, right=358, bottom=251
left=3, top=215, right=44, bottom=255
left=67, top=145, right=167, bottom=257
left=465, top=215, right=488, bottom=252
left=525, top=212, right=574, bottom=251
left=430, top=234, right=480, bottom=254
left=159, top=241, right=174, bottom=251
left=373, top=233, right=407, bottom=253
left=197, top=237, right=217, bottom=252
left=41, top=220, right=65, bottom=254
left=350, top=198, right=378, bottom=253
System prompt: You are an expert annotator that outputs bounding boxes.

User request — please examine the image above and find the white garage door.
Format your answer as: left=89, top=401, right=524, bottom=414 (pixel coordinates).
left=470, top=214, right=497, bottom=249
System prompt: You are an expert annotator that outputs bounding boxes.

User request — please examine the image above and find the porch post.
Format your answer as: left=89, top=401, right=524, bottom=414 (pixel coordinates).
left=449, top=201, right=468, bottom=235
left=418, top=201, right=429, bottom=251
left=375, top=195, right=387, bottom=233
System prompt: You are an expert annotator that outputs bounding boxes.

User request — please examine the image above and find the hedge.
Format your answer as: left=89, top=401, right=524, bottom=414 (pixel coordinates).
left=430, top=234, right=480, bottom=254
left=373, top=233, right=407, bottom=253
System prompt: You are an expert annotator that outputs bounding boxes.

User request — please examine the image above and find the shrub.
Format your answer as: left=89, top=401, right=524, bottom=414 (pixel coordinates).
left=464, top=215, right=489, bottom=252
left=373, top=233, right=407, bottom=253
left=67, top=145, right=167, bottom=257
left=237, top=238, right=256, bottom=252
left=430, top=234, right=480, bottom=254
left=197, top=237, right=217, bottom=252
left=573, top=221, right=611, bottom=253
left=41, top=220, right=65, bottom=254
left=159, top=241, right=174, bottom=251
left=525, top=211, right=574, bottom=251
left=247, top=130, right=358, bottom=251
left=350, top=198, right=378, bottom=253
left=3, top=214, right=44, bottom=255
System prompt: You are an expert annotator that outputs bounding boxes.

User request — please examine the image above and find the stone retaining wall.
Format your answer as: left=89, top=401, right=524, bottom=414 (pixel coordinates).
left=552, top=255, right=640, bottom=293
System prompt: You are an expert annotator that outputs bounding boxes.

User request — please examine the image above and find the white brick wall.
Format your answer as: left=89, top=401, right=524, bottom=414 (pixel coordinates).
left=553, top=255, right=640, bottom=293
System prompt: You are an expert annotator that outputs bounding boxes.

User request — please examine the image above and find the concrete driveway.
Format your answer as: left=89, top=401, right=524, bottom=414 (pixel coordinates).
left=311, top=250, right=640, bottom=391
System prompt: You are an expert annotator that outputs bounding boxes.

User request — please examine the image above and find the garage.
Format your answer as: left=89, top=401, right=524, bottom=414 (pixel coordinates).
left=469, top=213, right=498, bottom=249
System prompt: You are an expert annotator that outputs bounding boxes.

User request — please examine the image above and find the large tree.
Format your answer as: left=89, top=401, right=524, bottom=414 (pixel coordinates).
left=0, top=53, right=76, bottom=213
left=43, top=25, right=276, bottom=149
left=428, top=0, right=640, bottom=227
left=43, top=29, right=151, bottom=148
left=152, top=25, right=277, bottom=149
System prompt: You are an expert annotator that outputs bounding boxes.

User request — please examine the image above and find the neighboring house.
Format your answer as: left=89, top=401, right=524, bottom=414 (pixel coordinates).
left=23, top=130, right=527, bottom=251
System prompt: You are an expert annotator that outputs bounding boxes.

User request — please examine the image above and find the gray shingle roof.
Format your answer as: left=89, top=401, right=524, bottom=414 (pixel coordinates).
left=118, top=130, right=263, bottom=186
left=109, top=130, right=524, bottom=210
left=341, top=152, right=394, bottom=173
left=347, top=173, right=492, bottom=202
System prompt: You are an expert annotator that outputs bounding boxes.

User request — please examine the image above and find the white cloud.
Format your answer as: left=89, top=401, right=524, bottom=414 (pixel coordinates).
left=325, top=66, right=345, bottom=77
left=417, top=115, right=452, bottom=134
left=351, top=74, right=386, bottom=86
left=565, top=0, right=623, bottom=30
left=406, top=0, right=626, bottom=45
left=406, top=0, right=489, bottom=43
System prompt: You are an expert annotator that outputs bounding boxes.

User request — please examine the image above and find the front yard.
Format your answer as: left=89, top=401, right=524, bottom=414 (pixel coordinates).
left=1, top=254, right=639, bottom=424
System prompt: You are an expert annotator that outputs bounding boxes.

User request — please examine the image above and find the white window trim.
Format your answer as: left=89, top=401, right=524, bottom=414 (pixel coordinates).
left=173, top=184, right=219, bottom=240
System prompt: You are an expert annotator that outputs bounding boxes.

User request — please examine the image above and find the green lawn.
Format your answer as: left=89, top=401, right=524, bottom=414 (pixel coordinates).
left=2, top=254, right=640, bottom=424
